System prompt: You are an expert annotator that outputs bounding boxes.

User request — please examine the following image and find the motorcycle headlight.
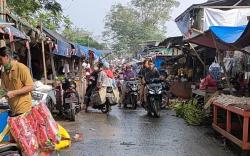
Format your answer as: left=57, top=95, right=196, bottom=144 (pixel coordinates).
left=131, top=87, right=137, bottom=91
left=70, top=84, right=76, bottom=88
left=157, top=90, right=162, bottom=94
left=148, top=90, right=155, bottom=94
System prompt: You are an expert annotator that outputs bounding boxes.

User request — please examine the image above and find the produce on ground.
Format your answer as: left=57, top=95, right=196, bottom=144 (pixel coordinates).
left=183, top=99, right=205, bottom=126
left=172, top=99, right=205, bottom=126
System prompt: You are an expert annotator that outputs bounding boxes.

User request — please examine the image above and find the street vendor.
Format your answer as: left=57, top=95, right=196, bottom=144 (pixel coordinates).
left=0, top=47, right=33, bottom=116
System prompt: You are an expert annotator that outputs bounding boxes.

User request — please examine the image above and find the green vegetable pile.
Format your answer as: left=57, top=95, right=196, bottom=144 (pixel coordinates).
left=0, top=88, right=7, bottom=99
left=183, top=99, right=205, bottom=126
left=173, top=101, right=184, bottom=118
left=172, top=99, right=205, bottom=126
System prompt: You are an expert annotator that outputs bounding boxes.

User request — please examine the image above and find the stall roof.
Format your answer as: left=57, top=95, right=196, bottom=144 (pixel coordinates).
left=189, top=21, right=250, bottom=50
left=0, top=19, right=28, bottom=40
left=43, top=28, right=72, bottom=57
left=158, top=36, right=184, bottom=47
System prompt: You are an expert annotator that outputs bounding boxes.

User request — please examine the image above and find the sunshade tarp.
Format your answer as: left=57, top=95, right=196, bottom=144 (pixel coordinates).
left=78, top=45, right=100, bottom=60
left=72, top=44, right=83, bottom=58
left=43, top=28, right=71, bottom=57
left=4, top=26, right=28, bottom=40
left=210, top=25, right=247, bottom=44
left=189, top=21, right=250, bottom=50
left=0, top=19, right=27, bottom=40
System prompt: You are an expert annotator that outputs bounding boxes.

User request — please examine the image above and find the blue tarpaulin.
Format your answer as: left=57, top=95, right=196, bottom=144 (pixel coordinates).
left=0, top=19, right=27, bottom=40
left=210, top=25, right=247, bottom=44
left=4, top=26, right=28, bottom=40
left=43, top=28, right=71, bottom=57
left=78, top=45, right=100, bottom=60
left=189, top=21, right=250, bottom=50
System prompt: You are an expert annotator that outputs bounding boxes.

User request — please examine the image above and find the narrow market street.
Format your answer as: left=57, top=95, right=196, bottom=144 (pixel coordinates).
left=58, top=107, right=235, bottom=156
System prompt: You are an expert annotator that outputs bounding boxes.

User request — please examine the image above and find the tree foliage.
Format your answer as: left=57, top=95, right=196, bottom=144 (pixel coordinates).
left=103, top=0, right=179, bottom=53
left=7, top=0, right=66, bottom=30
left=63, top=27, right=106, bottom=50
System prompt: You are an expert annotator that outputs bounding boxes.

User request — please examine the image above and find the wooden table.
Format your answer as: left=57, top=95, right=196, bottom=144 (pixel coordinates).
left=212, top=102, right=250, bottom=150
left=192, top=89, right=215, bottom=103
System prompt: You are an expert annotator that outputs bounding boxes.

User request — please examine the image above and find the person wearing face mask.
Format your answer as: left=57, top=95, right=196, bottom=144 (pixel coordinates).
left=0, top=47, right=34, bottom=117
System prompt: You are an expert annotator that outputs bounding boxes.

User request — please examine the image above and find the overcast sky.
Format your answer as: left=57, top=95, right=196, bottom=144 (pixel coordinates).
left=57, top=0, right=207, bottom=40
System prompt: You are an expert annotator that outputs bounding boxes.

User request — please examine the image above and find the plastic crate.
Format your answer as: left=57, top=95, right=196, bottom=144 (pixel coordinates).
left=0, top=111, right=10, bottom=142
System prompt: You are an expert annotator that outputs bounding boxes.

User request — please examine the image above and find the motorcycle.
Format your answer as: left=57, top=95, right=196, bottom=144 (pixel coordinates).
left=145, top=78, right=163, bottom=118
left=90, top=86, right=118, bottom=114
left=123, top=78, right=139, bottom=109
left=55, top=77, right=81, bottom=121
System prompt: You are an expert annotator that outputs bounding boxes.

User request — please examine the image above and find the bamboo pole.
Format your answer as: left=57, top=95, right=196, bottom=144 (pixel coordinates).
left=40, top=23, right=47, bottom=85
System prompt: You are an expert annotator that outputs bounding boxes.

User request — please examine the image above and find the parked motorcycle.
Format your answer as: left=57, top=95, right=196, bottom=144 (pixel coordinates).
left=123, top=79, right=139, bottom=109
left=62, top=77, right=81, bottom=121
left=90, top=86, right=118, bottom=114
left=55, top=77, right=81, bottom=121
left=145, top=79, right=163, bottom=118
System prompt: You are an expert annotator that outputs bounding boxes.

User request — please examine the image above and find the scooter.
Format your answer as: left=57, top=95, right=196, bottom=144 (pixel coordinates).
left=145, top=78, right=163, bottom=118
left=123, top=79, right=139, bottom=109
left=62, top=77, right=81, bottom=121
left=55, top=77, right=81, bottom=121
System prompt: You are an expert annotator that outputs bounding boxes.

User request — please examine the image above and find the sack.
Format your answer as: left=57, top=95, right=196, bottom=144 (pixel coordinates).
left=90, top=88, right=106, bottom=105
left=31, top=103, right=61, bottom=150
left=8, top=114, right=39, bottom=156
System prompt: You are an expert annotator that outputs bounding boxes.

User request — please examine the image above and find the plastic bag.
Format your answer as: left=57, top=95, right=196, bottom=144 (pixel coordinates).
left=199, top=75, right=217, bottom=90
left=8, top=115, right=39, bottom=156
left=209, top=62, right=221, bottom=81
left=31, top=103, right=61, bottom=150
left=55, top=124, right=71, bottom=150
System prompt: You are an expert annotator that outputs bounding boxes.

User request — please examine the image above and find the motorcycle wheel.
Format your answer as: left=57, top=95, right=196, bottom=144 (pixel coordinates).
left=131, top=94, right=137, bottom=110
left=69, top=109, right=76, bottom=121
left=101, top=103, right=110, bottom=113
left=152, top=100, right=161, bottom=118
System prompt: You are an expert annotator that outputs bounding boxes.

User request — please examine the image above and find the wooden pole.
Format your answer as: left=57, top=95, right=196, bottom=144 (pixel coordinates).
left=40, top=23, right=47, bottom=85
left=211, top=35, right=233, bottom=95
left=26, top=41, right=33, bottom=77
left=49, top=42, right=56, bottom=79
left=189, top=43, right=206, bottom=76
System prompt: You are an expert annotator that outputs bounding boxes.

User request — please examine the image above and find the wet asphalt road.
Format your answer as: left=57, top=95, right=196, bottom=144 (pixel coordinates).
left=57, top=107, right=236, bottom=156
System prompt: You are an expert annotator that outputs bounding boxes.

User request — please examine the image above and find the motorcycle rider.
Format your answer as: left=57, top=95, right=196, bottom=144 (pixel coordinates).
left=143, top=60, right=161, bottom=108
left=84, top=63, right=102, bottom=112
left=119, top=65, right=136, bottom=107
